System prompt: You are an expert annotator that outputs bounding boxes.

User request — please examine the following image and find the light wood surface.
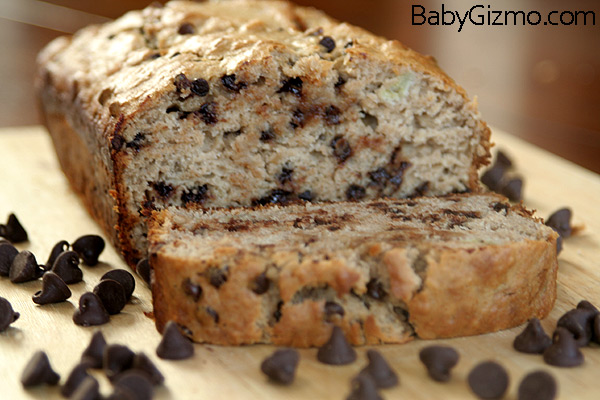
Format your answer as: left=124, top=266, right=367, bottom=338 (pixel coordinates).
left=0, top=125, right=599, bottom=399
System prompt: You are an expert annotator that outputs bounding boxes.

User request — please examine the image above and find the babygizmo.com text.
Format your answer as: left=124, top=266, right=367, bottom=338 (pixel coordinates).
left=412, top=4, right=596, bottom=32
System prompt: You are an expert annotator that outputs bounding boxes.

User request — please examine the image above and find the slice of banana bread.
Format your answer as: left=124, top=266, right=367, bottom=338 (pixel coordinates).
left=148, top=194, right=558, bottom=347
left=36, top=0, right=491, bottom=266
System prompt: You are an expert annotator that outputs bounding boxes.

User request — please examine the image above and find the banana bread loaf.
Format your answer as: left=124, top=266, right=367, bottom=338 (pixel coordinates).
left=36, top=0, right=491, bottom=266
left=148, top=193, right=558, bottom=347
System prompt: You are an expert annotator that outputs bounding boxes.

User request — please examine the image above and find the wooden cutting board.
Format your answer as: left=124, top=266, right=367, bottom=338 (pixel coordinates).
left=0, top=126, right=599, bottom=399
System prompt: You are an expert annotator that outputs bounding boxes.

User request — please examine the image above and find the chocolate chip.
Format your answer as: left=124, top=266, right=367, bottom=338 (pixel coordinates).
left=410, top=181, right=430, bottom=197
left=251, top=272, right=270, bottom=295
left=1, top=213, right=28, bottom=243
left=178, top=22, right=195, bottom=35
left=517, top=370, right=557, bottom=400
left=491, top=202, right=510, bottom=213
left=94, top=279, right=127, bottom=315
left=335, top=76, right=346, bottom=88
left=324, top=301, right=345, bottom=319
left=81, top=331, right=107, bottom=368
left=495, top=150, right=513, bottom=168
left=104, top=344, right=135, bottom=381
left=467, top=361, right=509, bottom=399
left=0, top=296, right=19, bottom=332
left=556, top=308, right=596, bottom=347
left=183, top=278, right=202, bottom=301
left=260, top=348, right=300, bottom=385
left=208, top=268, right=227, bottom=288
left=317, top=326, right=356, bottom=365
left=32, top=271, right=71, bottom=305
left=273, top=300, right=284, bottom=323
left=577, top=299, right=598, bottom=312
left=260, top=128, right=276, bottom=141
left=221, top=74, right=246, bottom=92
left=513, top=318, right=552, bottom=354
left=278, top=167, right=294, bottom=185
left=319, top=36, right=336, bottom=52
left=593, top=314, right=600, bottom=344
left=253, top=189, right=294, bottom=206
left=0, top=242, right=18, bottom=276
left=10, top=250, right=42, bottom=283
left=70, top=376, right=100, bottom=400
left=125, top=133, right=146, bottom=152
left=543, top=327, right=584, bottom=367
left=325, top=105, right=341, bottom=125
left=277, top=77, right=303, bottom=96
left=174, top=73, right=190, bottom=93
left=290, top=109, right=305, bottom=129
left=181, top=184, right=209, bottom=204
left=330, top=135, right=352, bottom=163
left=72, top=235, right=105, bottom=266
left=153, top=181, right=174, bottom=198
left=369, top=168, right=391, bottom=187
left=101, top=270, right=136, bottom=301
left=206, top=307, right=219, bottom=323
left=360, top=350, right=398, bottom=388
left=73, top=292, right=110, bottom=326
left=61, top=362, right=92, bottom=397
left=545, top=208, right=572, bottom=238
left=156, top=320, right=194, bottom=360
left=44, top=240, right=69, bottom=270
left=346, top=185, right=366, bottom=201
left=111, top=134, right=125, bottom=151
left=481, top=165, right=506, bottom=191
left=132, top=352, right=165, bottom=385
left=366, top=279, right=386, bottom=300
left=112, top=370, right=154, bottom=400
left=20, top=351, right=60, bottom=387
left=190, top=78, right=209, bottom=97
left=51, top=250, right=83, bottom=284
left=298, top=190, right=313, bottom=202
left=346, top=374, right=382, bottom=400
left=499, top=177, right=523, bottom=202
left=419, top=345, right=459, bottom=382
left=136, top=258, right=151, bottom=285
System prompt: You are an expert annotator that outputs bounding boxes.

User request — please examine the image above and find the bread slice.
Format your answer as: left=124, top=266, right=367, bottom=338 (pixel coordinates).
left=148, top=194, right=557, bottom=347
left=36, top=0, right=491, bottom=266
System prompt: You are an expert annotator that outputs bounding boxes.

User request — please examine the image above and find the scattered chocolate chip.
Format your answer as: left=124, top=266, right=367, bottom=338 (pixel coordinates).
left=330, top=135, right=352, bottom=163
left=94, top=279, right=127, bottom=315
left=317, top=326, right=356, bottom=365
left=419, top=345, right=459, bottom=382
left=81, top=331, right=107, bottom=368
left=9, top=250, right=42, bottom=283
left=152, top=181, right=174, bottom=198
left=0, top=213, right=28, bottom=243
left=20, top=351, right=60, bottom=387
left=177, top=22, right=195, bottom=35
left=298, top=190, right=313, bottom=202
left=0, top=296, right=19, bottom=331
left=543, top=327, right=584, bottom=367
left=499, top=177, right=523, bottom=202
left=51, top=250, right=83, bottom=284
left=183, top=278, right=202, bottom=301
left=132, top=352, right=165, bottom=385
left=517, top=370, right=557, bottom=400
left=335, top=76, right=346, bottom=88
left=324, top=301, right=345, bottom=319
left=190, top=78, right=209, bottom=97
left=32, top=271, right=71, bottom=305
left=260, top=128, right=276, bottom=141
left=593, top=314, right=600, bottom=344
left=104, top=344, right=135, bottom=381
left=136, top=258, right=151, bottom=285
left=346, top=185, right=366, bottom=201
left=113, top=370, right=154, bottom=400
left=221, top=74, right=246, bottom=92
left=253, top=189, right=294, bottom=206
left=125, top=133, right=146, bottom=152
left=495, top=150, right=513, bottom=168
left=273, top=300, right=284, bottom=323
left=251, top=272, right=270, bottom=295
left=319, top=36, right=336, bottom=52
left=369, top=168, right=391, bottom=187
left=410, top=181, right=430, bottom=197
left=72, top=235, right=105, bottom=266
left=481, top=165, right=505, bottom=191
left=261, top=348, right=299, bottom=385
left=290, top=109, right=305, bottom=129
left=208, top=268, right=227, bottom=288
left=577, top=300, right=598, bottom=312
left=101, top=269, right=136, bottom=301
left=491, top=202, right=510, bottom=213
left=556, top=308, right=596, bottom=347
left=277, top=77, right=303, bottom=96
left=71, top=376, right=101, bottom=400
left=156, top=320, right=194, bottom=360
left=513, top=318, right=552, bottom=354
left=181, top=184, right=209, bottom=204
left=174, top=73, right=190, bottom=93
left=324, top=105, right=341, bottom=125
left=366, top=279, right=386, bottom=300
left=44, top=240, right=69, bottom=270
left=61, top=362, right=92, bottom=398
left=278, top=167, right=294, bottom=185
left=467, top=361, right=509, bottom=399
left=73, top=292, right=110, bottom=326
left=0, top=241, right=18, bottom=276
left=346, top=374, right=382, bottom=400
left=545, top=208, right=572, bottom=238
left=360, top=350, right=398, bottom=388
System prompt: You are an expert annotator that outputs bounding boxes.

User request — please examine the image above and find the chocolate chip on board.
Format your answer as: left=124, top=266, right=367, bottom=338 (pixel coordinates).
left=73, top=292, right=110, bottom=327
left=498, top=177, right=523, bottom=202
left=556, top=308, right=596, bottom=347
left=112, top=370, right=154, bottom=400
left=419, top=345, right=460, bottom=382
left=577, top=300, right=599, bottom=313
left=136, top=258, right=151, bottom=286
left=61, top=362, right=92, bottom=398
left=543, top=327, right=584, bottom=367
left=104, top=344, right=135, bottom=381
left=317, top=326, right=357, bottom=365
left=93, top=279, right=127, bottom=315
left=51, top=250, right=83, bottom=284
left=0, top=296, right=20, bottom=332
left=480, top=164, right=506, bottom=192
left=593, top=314, right=600, bottom=345
left=0, top=241, right=18, bottom=276
left=359, top=350, right=398, bottom=389
left=260, top=348, right=300, bottom=385
left=44, top=240, right=69, bottom=270
left=20, top=351, right=60, bottom=387
left=101, top=269, right=136, bottom=301
left=517, top=370, right=558, bottom=400
left=132, top=352, right=165, bottom=385
left=9, top=250, right=43, bottom=283
left=346, top=373, right=382, bottom=400
left=32, top=271, right=72, bottom=305
left=156, top=320, right=194, bottom=360
left=545, top=208, right=572, bottom=239
left=81, top=331, right=107, bottom=369
left=70, top=376, right=101, bottom=400
left=467, top=361, right=509, bottom=400
left=72, top=235, right=105, bottom=266
left=513, top=318, right=552, bottom=354
left=0, top=213, right=28, bottom=243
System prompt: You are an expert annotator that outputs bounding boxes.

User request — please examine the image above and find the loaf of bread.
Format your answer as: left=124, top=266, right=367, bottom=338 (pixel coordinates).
left=36, top=0, right=491, bottom=266
left=148, top=193, right=557, bottom=347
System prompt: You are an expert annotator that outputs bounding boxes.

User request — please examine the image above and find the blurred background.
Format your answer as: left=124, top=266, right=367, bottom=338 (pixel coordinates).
left=1, top=0, right=599, bottom=173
